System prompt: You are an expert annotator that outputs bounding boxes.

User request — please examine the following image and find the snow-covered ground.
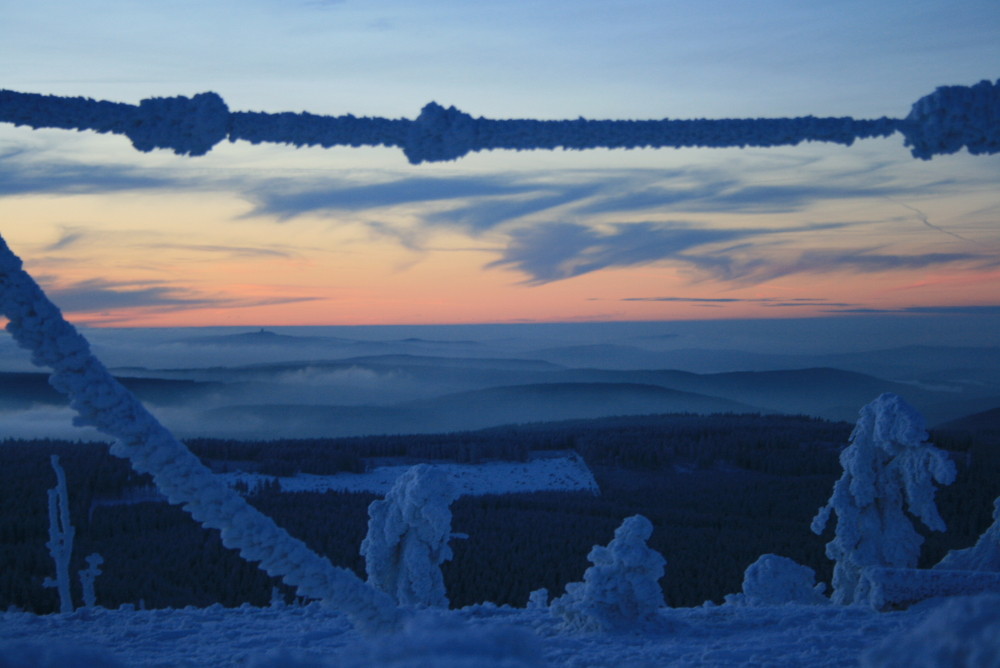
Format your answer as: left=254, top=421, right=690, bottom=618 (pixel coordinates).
left=217, top=452, right=599, bottom=497
left=3, top=594, right=994, bottom=667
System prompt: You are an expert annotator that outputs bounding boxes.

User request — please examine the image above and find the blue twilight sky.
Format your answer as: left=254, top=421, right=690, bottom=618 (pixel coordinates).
left=0, top=0, right=999, bottom=329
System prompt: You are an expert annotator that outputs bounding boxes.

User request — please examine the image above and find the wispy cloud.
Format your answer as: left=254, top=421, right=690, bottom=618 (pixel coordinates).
left=44, top=226, right=88, bottom=251
left=490, top=220, right=867, bottom=284
left=47, top=278, right=216, bottom=312
left=244, top=175, right=532, bottom=221
left=0, top=157, right=181, bottom=196
left=146, top=243, right=296, bottom=259
left=830, top=304, right=1000, bottom=315
left=44, top=277, right=319, bottom=314
left=38, top=227, right=298, bottom=262
left=426, top=183, right=601, bottom=232
left=716, top=249, right=999, bottom=284
left=489, top=221, right=758, bottom=284
left=579, top=179, right=960, bottom=216
left=621, top=296, right=857, bottom=308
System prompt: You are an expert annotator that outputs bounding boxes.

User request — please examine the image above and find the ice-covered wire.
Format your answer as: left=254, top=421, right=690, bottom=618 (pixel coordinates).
left=4, top=81, right=996, bottom=164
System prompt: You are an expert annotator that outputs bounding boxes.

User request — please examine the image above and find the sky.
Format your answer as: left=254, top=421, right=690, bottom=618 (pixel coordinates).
left=1, top=0, right=999, bottom=328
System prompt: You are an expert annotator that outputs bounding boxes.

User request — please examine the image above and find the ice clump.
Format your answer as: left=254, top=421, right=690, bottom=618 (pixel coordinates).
left=811, top=393, right=956, bottom=604
left=551, top=514, right=666, bottom=632
left=361, top=465, right=458, bottom=608
left=724, top=554, right=828, bottom=606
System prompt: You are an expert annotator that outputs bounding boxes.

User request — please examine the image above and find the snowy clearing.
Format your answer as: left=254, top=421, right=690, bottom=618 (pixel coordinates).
left=217, top=452, right=600, bottom=497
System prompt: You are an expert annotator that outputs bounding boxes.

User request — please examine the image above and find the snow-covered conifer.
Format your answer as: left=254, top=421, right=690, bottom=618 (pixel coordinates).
left=0, top=233, right=400, bottom=632
left=811, top=393, right=957, bottom=604
left=724, top=554, right=828, bottom=606
left=42, top=455, right=75, bottom=614
left=551, top=514, right=666, bottom=632
left=360, top=465, right=457, bottom=608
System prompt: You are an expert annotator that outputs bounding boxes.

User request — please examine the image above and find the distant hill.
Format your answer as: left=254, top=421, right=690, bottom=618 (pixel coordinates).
left=198, top=383, right=756, bottom=439
left=0, top=371, right=221, bottom=408
left=934, top=406, right=1000, bottom=433
left=178, top=329, right=350, bottom=346
left=546, top=366, right=994, bottom=424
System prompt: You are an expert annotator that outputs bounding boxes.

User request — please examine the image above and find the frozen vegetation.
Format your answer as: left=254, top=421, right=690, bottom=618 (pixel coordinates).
left=3, top=82, right=1000, bottom=664
left=360, top=465, right=457, bottom=608
left=550, top=514, right=667, bottom=632
left=811, top=393, right=956, bottom=604
left=3, top=235, right=1000, bottom=663
left=723, top=554, right=828, bottom=607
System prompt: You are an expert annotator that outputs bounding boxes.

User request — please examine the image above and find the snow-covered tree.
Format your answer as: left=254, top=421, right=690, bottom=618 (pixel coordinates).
left=42, top=455, right=75, bottom=614
left=360, top=465, right=458, bottom=608
left=724, top=554, right=828, bottom=606
left=551, top=514, right=666, bottom=632
left=812, top=393, right=957, bottom=604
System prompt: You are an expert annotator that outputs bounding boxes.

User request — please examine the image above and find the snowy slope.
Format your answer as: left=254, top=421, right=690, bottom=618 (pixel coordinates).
left=2, top=595, right=995, bottom=667
left=218, top=452, right=599, bottom=497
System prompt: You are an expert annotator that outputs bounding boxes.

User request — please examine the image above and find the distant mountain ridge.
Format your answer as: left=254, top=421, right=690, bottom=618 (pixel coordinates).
left=5, top=343, right=999, bottom=439
left=200, top=382, right=757, bottom=438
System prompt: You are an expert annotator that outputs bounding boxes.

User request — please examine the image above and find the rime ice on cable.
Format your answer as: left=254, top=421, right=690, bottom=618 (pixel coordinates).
left=9, top=83, right=1000, bottom=163
left=360, top=465, right=458, bottom=608
left=811, top=393, right=957, bottom=605
left=902, top=78, right=1000, bottom=160
left=124, top=92, right=230, bottom=156
left=551, top=514, right=666, bottom=632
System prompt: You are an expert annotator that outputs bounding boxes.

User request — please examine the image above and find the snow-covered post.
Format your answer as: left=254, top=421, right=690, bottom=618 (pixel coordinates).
left=550, top=514, right=666, bottom=631
left=0, top=233, right=401, bottom=632
left=42, top=454, right=75, bottom=614
left=79, top=553, right=104, bottom=608
left=811, top=393, right=957, bottom=605
left=360, top=465, right=458, bottom=608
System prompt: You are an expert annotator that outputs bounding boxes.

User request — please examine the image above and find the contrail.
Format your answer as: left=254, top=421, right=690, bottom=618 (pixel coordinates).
left=891, top=199, right=969, bottom=242
left=1, top=79, right=997, bottom=164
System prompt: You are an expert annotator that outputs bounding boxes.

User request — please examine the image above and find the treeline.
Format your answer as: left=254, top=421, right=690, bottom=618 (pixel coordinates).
left=188, top=413, right=847, bottom=477
left=0, top=413, right=997, bottom=613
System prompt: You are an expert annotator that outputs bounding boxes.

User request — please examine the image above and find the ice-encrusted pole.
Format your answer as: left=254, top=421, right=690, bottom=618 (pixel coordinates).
left=42, top=454, right=75, bottom=614
left=0, top=233, right=401, bottom=632
left=79, top=553, right=104, bottom=609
